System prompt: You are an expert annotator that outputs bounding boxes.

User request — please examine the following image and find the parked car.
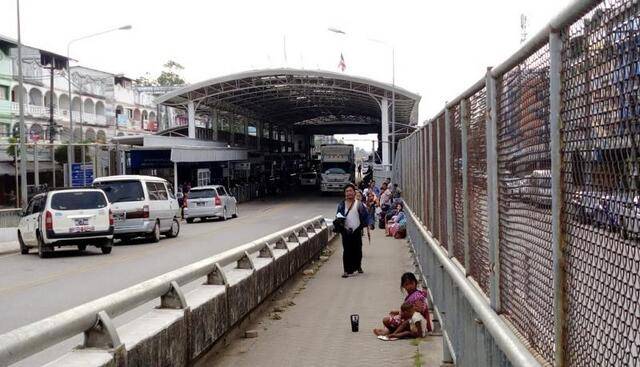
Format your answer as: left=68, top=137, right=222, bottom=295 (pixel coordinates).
left=504, top=170, right=551, bottom=207
left=603, top=193, right=640, bottom=239
left=17, top=188, right=114, bottom=258
left=299, top=171, right=318, bottom=187
left=184, top=185, right=238, bottom=223
left=93, top=175, right=181, bottom=243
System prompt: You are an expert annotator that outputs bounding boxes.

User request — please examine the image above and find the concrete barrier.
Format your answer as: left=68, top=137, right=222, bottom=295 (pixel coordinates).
left=27, top=217, right=332, bottom=367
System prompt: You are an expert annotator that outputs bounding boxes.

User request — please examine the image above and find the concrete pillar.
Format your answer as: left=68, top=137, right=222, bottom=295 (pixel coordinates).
left=187, top=101, right=196, bottom=139
left=257, top=121, right=262, bottom=151
left=244, top=119, right=249, bottom=147
left=212, top=111, right=218, bottom=141
left=380, top=97, right=390, bottom=167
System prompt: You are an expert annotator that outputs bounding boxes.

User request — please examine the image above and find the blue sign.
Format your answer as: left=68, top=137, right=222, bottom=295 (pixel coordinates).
left=71, top=163, right=94, bottom=187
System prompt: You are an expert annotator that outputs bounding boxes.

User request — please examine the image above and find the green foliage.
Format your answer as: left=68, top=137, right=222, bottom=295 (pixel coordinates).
left=136, top=60, right=186, bottom=87
left=5, top=137, right=17, bottom=158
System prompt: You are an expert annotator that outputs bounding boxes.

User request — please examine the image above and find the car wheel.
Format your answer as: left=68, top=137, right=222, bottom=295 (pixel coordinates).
left=148, top=221, right=161, bottom=243
left=166, top=218, right=180, bottom=238
left=18, top=231, right=28, bottom=255
left=37, top=234, right=51, bottom=258
left=222, top=208, right=228, bottom=221
left=232, top=206, right=238, bottom=218
left=186, top=218, right=194, bottom=224
left=78, top=244, right=87, bottom=252
left=101, top=239, right=113, bottom=254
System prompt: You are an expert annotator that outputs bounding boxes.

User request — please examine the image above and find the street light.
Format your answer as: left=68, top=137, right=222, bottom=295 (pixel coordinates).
left=328, top=27, right=396, bottom=166
left=66, top=25, right=131, bottom=186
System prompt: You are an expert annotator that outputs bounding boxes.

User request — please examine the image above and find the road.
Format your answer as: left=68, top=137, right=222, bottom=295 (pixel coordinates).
left=0, top=194, right=337, bottom=366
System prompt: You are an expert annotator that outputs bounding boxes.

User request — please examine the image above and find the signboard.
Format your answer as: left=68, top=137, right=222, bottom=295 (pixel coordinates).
left=71, top=163, right=94, bottom=187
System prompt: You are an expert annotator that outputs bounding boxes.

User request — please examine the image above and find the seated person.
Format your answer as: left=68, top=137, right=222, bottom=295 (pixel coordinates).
left=386, top=302, right=427, bottom=339
left=385, top=203, right=405, bottom=236
left=374, top=272, right=432, bottom=336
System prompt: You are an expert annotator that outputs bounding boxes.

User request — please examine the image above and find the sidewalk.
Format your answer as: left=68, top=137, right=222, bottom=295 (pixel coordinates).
left=0, top=228, right=18, bottom=255
left=205, top=228, right=443, bottom=367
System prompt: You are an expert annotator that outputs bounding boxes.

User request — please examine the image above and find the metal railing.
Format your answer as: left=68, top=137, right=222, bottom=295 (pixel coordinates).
left=0, top=216, right=329, bottom=366
left=0, top=209, right=21, bottom=228
left=394, top=0, right=639, bottom=365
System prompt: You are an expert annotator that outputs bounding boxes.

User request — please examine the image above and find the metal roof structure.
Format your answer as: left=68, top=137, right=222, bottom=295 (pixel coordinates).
left=156, top=68, right=420, bottom=135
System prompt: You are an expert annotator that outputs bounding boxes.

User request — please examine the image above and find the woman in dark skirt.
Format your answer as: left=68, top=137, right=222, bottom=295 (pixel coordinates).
left=335, top=183, right=370, bottom=278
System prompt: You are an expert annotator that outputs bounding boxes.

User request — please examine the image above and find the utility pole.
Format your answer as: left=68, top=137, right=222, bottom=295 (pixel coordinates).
left=16, top=0, right=28, bottom=208
left=49, top=63, right=56, bottom=188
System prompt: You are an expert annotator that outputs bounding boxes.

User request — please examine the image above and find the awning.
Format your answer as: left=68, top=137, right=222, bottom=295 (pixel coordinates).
left=170, top=148, right=248, bottom=163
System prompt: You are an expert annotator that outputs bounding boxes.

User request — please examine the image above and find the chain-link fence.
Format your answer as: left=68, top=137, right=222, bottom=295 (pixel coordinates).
left=394, top=0, right=639, bottom=365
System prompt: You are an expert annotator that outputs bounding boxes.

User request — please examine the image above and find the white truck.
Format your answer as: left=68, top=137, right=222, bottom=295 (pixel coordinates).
left=319, top=144, right=355, bottom=193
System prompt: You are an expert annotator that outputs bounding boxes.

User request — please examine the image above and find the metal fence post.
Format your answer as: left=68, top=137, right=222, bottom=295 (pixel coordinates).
left=428, top=121, right=435, bottom=232
left=460, top=98, right=471, bottom=274
left=444, top=106, right=454, bottom=257
left=485, top=68, right=501, bottom=312
left=549, top=31, right=566, bottom=367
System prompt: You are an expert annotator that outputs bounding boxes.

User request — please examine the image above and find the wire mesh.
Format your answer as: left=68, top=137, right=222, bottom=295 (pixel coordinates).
left=451, top=105, right=465, bottom=263
left=425, top=127, right=432, bottom=228
left=467, top=88, right=491, bottom=294
left=438, top=116, right=448, bottom=249
left=562, top=1, right=640, bottom=365
left=496, top=45, right=555, bottom=364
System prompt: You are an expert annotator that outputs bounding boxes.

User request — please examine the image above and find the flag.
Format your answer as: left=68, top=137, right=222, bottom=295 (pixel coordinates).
left=338, top=53, right=346, bottom=72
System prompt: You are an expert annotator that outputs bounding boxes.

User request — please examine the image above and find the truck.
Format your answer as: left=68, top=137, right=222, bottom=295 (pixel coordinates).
left=319, top=144, right=355, bottom=193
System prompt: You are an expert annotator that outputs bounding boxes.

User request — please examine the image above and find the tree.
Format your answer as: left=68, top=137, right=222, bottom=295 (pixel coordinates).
left=135, top=60, right=186, bottom=87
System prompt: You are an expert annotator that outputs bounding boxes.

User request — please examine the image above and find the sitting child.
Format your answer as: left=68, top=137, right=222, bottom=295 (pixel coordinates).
left=373, top=272, right=432, bottom=336
left=386, top=302, right=427, bottom=339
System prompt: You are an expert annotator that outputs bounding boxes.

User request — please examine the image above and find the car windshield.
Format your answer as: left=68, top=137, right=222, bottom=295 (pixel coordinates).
left=51, top=191, right=107, bottom=210
left=94, top=181, right=145, bottom=202
left=324, top=168, right=346, bottom=174
left=189, top=189, right=216, bottom=199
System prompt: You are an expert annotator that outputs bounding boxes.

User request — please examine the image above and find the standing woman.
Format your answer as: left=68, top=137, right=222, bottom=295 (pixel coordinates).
left=335, top=183, right=370, bottom=278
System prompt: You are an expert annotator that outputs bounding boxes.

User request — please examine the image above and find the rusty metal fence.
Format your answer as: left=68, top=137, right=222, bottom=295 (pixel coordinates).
left=395, top=0, right=639, bottom=365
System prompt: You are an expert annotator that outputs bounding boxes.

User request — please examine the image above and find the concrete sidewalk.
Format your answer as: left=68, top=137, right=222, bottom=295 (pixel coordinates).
left=0, top=228, right=18, bottom=255
left=205, top=228, right=443, bottom=367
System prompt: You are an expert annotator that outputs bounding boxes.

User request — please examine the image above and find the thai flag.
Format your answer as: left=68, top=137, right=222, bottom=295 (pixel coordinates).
left=338, top=53, right=346, bottom=72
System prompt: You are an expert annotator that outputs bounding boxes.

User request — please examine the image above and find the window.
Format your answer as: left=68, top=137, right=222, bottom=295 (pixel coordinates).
left=32, top=196, right=45, bottom=213
left=51, top=191, right=107, bottom=210
left=189, top=189, right=216, bottom=199
left=216, top=187, right=227, bottom=196
left=25, top=199, right=36, bottom=215
left=146, top=182, right=167, bottom=201
left=166, top=183, right=176, bottom=199
left=94, top=180, right=144, bottom=202
left=197, top=169, right=210, bottom=186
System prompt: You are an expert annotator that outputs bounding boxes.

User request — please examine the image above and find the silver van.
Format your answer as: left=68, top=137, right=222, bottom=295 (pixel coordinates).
left=184, top=185, right=238, bottom=223
left=93, top=175, right=181, bottom=243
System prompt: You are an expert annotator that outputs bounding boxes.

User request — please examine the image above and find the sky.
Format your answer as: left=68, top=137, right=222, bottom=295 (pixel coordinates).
left=1, top=0, right=573, bottom=149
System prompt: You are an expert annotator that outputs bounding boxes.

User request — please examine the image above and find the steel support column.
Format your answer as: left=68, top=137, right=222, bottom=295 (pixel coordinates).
left=485, top=68, right=501, bottom=312
left=444, top=106, right=454, bottom=257
left=380, top=97, right=390, bottom=167
left=460, top=98, right=471, bottom=274
left=428, top=121, right=435, bottom=232
left=187, top=101, right=196, bottom=139
left=549, top=31, right=566, bottom=367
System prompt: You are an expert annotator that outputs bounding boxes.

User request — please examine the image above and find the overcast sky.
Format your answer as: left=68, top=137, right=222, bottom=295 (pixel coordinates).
left=1, top=0, right=572, bottom=148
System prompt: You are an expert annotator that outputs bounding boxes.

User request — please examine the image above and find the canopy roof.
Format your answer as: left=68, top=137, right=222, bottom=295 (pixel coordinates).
left=156, top=68, right=420, bottom=135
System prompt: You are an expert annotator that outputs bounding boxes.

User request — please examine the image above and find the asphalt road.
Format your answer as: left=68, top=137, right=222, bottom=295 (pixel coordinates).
left=0, top=194, right=338, bottom=366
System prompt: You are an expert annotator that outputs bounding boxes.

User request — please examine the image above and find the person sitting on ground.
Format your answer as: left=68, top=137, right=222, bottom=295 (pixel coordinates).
left=384, top=302, right=427, bottom=340
left=373, top=272, right=432, bottom=336
left=386, top=203, right=407, bottom=238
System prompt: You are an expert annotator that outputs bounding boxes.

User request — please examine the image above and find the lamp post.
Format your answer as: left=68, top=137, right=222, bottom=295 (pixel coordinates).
left=328, top=28, right=396, bottom=166
left=66, top=25, right=131, bottom=186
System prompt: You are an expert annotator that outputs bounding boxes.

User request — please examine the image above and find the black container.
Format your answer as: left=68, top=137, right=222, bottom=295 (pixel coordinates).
left=350, top=314, right=359, bottom=332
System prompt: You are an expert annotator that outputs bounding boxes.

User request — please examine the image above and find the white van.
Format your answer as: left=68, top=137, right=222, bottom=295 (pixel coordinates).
left=93, top=175, right=181, bottom=243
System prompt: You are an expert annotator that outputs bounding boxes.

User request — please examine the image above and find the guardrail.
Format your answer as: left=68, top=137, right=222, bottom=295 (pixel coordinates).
left=0, top=216, right=331, bottom=366
left=0, top=209, right=21, bottom=228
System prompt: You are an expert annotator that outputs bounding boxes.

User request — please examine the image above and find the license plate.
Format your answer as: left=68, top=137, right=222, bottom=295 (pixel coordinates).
left=69, top=226, right=95, bottom=233
left=74, top=218, right=89, bottom=226
left=196, top=202, right=205, bottom=207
